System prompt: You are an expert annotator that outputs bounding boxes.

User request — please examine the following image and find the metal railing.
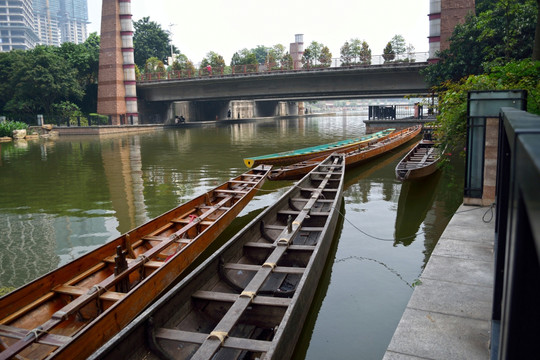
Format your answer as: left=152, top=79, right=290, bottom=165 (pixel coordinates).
left=367, top=104, right=428, bottom=120
left=139, top=52, right=430, bottom=83
left=491, top=107, right=540, bottom=359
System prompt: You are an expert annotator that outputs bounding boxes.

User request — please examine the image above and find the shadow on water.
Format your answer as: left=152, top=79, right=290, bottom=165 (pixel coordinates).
left=291, top=200, right=346, bottom=360
left=393, top=170, right=442, bottom=247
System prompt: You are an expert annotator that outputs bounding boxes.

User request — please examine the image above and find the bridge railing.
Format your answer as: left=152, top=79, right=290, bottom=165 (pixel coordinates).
left=138, top=52, right=430, bottom=83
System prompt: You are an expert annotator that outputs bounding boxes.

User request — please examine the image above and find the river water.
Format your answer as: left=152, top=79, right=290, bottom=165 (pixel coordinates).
left=0, top=115, right=464, bottom=359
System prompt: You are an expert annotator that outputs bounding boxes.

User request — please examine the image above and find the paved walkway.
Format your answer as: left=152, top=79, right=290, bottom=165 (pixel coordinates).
left=384, top=204, right=494, bottom=360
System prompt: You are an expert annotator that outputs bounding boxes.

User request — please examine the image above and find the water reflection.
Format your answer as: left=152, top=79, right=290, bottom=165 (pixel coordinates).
left=101, top=136, right=147, bottom=234
left=394, top=170, right=442, bottom=247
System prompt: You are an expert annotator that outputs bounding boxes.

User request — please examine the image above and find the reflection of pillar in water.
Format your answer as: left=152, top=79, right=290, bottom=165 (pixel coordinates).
left=101, top=137, right=147, bottom=234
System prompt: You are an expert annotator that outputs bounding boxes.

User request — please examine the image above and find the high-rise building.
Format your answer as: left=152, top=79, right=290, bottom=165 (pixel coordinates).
left=0, top=0, right=88, bottom=52
left=0, top=0, right=39, bottom=51
left=33, top=0, right=88, bottom=46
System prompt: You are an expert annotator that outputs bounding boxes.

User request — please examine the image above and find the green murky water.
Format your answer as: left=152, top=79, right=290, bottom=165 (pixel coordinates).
left=0, top=115, right=464, bottom=359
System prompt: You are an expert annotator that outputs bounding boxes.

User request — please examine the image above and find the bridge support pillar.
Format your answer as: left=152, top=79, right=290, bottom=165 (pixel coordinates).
left=288, top=102, right=299, bottom=116
left=277, top=102, right=288, bottom=116
left=230, top=100, right=255, bottom=119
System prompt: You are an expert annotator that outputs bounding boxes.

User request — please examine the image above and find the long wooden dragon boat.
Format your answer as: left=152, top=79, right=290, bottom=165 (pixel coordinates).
left=395, top=139, right=441, bottom=180
left=0, top=166, right=270, bottom=360
left=90, top=154, right=345, bottom=360
left=243, top=128, right=394, bottom=168
left=269, top=125, right=422, bottom=181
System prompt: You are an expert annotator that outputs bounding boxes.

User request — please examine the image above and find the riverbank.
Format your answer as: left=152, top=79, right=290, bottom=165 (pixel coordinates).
left=28, top=113, right=338, bottom=136
left=384, top=203, right=494, bottom=359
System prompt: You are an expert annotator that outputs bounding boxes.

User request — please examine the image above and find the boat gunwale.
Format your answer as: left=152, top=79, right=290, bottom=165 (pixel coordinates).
left=89, top=155, right=345, bottom=360
left=395, top=139, right=441, bottom=180
left=0, top=166, right=270, bottom=360
left=269, top=125, right=422, bottom=181
left=243, top=129, right=394, bottom=167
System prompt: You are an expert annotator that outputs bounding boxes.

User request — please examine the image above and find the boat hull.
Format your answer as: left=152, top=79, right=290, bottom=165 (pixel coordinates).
left=0, top=167, right=269, bottom=360
left=269, top=125, right=422, bottom=181
left=91, top=155, right=345, bottom=360
left=243, top=129, right=394, bottom=168
left=395, top=140, right=441, bottom=180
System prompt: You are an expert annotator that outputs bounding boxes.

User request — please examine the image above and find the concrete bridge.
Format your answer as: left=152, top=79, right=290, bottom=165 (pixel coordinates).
left=136, top=62, right=430, bottom=123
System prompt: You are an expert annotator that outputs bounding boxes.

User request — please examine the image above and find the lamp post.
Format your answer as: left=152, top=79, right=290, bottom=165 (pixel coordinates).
left=168, top=23, right=176, bottom=64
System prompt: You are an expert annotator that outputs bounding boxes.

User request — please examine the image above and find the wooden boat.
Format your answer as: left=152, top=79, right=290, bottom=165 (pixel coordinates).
left=90, top=154, right=345, bottom=360
left=0, top=166, right=270, bottom=360
left=269, top=125, right=422, bottom=181
left=243, top=128, right=394, bottom=168
left=395, top=139, right=441, bottom=180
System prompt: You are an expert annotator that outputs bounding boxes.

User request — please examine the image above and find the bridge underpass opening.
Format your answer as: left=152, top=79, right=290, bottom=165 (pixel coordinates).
left=192, top=100, right=230, bottom=121
left=255, top=101, right=279, bottom=117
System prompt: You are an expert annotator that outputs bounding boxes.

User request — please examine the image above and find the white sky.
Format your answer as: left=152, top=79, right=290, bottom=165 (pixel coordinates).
left=87, top=0, right=429, bottom=64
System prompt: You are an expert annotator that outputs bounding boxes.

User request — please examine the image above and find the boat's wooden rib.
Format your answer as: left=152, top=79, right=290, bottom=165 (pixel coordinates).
left=0, top=325, right=71, bottom=347
left=222, top=263, right=306, bottom=275
left=243, top=129, right=394, bottom=168
left=0, top=166, right=270, bottom=360
left=153, top=328, right=272, bottom=352
left=90, top=154, right=345, bottom=360
left=191, top=291, right=292, bottom=307
left=395, top=139, right=441, bottom=180
left=269, top=125, right=423, bottom=181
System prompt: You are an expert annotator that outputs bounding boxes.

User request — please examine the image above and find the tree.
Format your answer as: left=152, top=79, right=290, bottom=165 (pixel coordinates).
left=4, top=46, right=83, bottom=114
left=199, top=51, right=225, bottom=71
left=253, top=45, right=269, bottom=64
left=405, top=43, right=416, bottom=62
left=349, top=38, right=362, bottom=63
left=144, top=57, right=166, bottom=74
left=319, top=46, right=332, bottom=67
left=230, top=48, right=257, bottom=66
left=434, top=59, right=540, bottom=152
left=80, top=33, right=100, bottom=113
left=382, top=42, right=395, bottom=63
left=269, top=44, right=286, bottom=67
left=55, top=33, right=100, bottom=113
left=303, top=41, right=327, bottom=67
left=340, top=41, right=353, bottom=66
left=0, top=51, right=22, bottom=112
left=281, top=52, right=294, bottom=70
left=423, top=0, right=538, bottom=86
left=534, top=0, right=540, bottom=60
left=359, top=41, right=372, bottom=65
left=133, top=17, right=172, bottom=68
left=171, top=53, right=195, bottom=75
left=51, top=101, right=83, bottom=124
left=390, top=35, right=406, bottom=58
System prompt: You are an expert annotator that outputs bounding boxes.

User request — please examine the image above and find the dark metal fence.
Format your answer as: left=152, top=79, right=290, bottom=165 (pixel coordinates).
left=492, top=107, right=540, bottom=359
left=368, top=104, right=426, bottom=120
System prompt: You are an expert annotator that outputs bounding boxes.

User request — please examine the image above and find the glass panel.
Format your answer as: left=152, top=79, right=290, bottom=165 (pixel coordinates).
left=465, top=118, right=485, bottom=198
left=469, top=91, right=526, bottom=117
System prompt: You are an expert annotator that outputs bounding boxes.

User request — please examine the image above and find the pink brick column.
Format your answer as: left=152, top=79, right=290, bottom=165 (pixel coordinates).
left=97, top=0, right=139, bottom=125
